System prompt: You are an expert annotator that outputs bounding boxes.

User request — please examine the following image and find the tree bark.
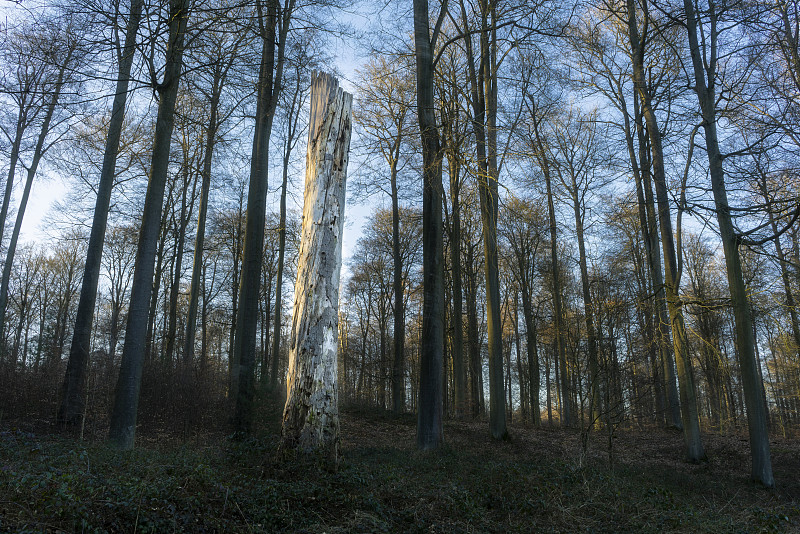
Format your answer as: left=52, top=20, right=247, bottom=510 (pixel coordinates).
left=530, top=111, right=571, bottom=427
left=683, top=0, right=773, bottom=486
left=390, top=157, right=406, bottom=413
left=460, top=0, right=507, bottom=440
left=270, top=144, right=290, bottom=391
left=447, top=152, right=468, bottom=418
left=569, top=175, right=601, bottom=426
left=108, top=0, right=189, bottom=449
left=280, top=71, right=351, bottom=466
left=270, top=64, right=306, bottom=392
left=413, top=0, right=446, bottom=450
left=232, top=0, right=293, bottom=434
left=627, top=0, right=704, bottom=462
left=61, top=0, right=143, bottom=419
left=182, top=66, right=223, bottom=365
left=164, top=165, right=197, bottom=363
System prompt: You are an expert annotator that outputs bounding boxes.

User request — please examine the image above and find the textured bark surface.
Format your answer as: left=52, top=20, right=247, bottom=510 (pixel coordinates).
left=414, top=0, right=446, bottom=450
left=280, top=72, right=352, bottom=466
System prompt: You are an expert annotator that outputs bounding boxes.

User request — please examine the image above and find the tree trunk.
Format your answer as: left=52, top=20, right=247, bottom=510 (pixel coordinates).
left=0, top=107, right=29, bottom=255
left=232, top=0, right=292, bottom=434
left=108, top=0, right=189, bottom=449
left=280, top=71, right=351, bottom=466
left=183, top=70, right=222, bottom=365
left=270, top=149, right=289, bottom=391
left=390, top=157, right=406, bottom=413
left=466, top=242, right=482, bottom=418
left=461, top=0, right=506, bottom=439
left=535, top=119, right=570, bottom=427
left=447, top=154, right=468, bottom=418
left=683, top=0, right=773, bottom=486
left=569, top=174, right=601, bottom=426
left=627, top=0, right=703, bottom=461
left=60, top=0, right=143, bottom=425
left=414, top=0, right=445, bottom=450
left=164, top=166, right=197, bottom=363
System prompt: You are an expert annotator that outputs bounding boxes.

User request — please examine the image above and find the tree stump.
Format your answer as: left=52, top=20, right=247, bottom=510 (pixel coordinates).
left=279, top=71, right=352, bottom=467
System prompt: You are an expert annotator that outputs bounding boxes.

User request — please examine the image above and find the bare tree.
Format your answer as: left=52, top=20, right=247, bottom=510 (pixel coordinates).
left=109, top=0, right=191, bottom=449
left=58, top=0, right=144, bottom=428
left=681, top=0, right=772, bottom=485
left=413, top=0, right=447, bottom=450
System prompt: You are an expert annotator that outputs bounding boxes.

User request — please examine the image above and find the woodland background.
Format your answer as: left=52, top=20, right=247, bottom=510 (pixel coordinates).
left=1, top=0, right=800, bottom=529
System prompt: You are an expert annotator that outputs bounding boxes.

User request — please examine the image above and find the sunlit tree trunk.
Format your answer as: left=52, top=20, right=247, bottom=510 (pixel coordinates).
left=627, top=0, right=703, bottom=461
left=460, top=0, right=507, bottom=440
left=635, top=103, right=683, bottom=430
left=280, top=72, right=351, bottom=466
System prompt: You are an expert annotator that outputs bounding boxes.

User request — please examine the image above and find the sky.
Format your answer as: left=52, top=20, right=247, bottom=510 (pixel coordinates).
left=12, top=5, right=376, bottom=265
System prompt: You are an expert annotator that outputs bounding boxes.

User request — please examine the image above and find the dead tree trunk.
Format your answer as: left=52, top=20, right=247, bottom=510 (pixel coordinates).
left=280, top=72, right=352, bottom=466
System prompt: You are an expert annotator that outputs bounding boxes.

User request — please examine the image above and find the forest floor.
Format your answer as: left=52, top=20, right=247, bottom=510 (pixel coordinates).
left=1, top=397, right=799, bottom=533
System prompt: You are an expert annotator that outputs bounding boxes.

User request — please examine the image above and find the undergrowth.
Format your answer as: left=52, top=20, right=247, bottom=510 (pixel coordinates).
left=0, top=411, right=798, bottom=533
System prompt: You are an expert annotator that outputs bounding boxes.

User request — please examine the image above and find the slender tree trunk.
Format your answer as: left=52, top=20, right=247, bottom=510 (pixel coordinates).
left=108, top=0, right=189, bottom=449
left=269, top=152, right=289, bottom=391
left=569, top=175, right=601, bottom=426
left=60, top=0, right=146, bottom=418
left=521, top=285, right=540, bottom=426
left=627, top=0, right=703, bottom=460
left=414, top=0, right=445, bottom=450
left=0, top=46, right=74, bottom=352
left=683, top=0, right=773, bottom=486
left=269, top=68, right=304, bottom=392
left=232, top=0, right=292, bottom=434
left=513, top=293, right=527, bottom=420
left=165, top=168, right=197, bottom=363
left=629, top=84, right=683, bottom=429
left=447, top=155, right=468, bottom=418
left=390, top=158, right=406, bottom=413
left=533, top=118, right=570, bottom=427
left=639, top=119, right=683, bottom=430
left=621, top=84, right=668, bottom=425
left=550, top=202, right=570, bottom=427
left=183, top=74, right=221, bottom=365
left=0, top=109, right=28, bottom=254
left=461, top=0, right=506, bottom=439
left=280, top=72, right=351, bottom=465
left=228, top=209, right=242, bottom=394
left=466, top=244, right=481, bottom=417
